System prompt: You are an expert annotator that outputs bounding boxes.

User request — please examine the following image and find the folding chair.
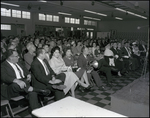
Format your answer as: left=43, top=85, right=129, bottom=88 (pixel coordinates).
left=10, top=96, right=29, bottom=116
left=39, top=95, right=55, bottom=107
left=1, top=100, right=14, bottom=117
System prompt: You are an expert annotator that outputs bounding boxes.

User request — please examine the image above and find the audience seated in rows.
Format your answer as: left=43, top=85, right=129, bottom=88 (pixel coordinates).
left=1, top=34, right=148, bottom=112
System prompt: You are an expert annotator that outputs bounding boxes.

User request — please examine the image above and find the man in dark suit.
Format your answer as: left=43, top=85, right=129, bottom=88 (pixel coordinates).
left=31, top=48, right=66, bottom=101
left=77, top=46, right=105, bottom=90
left=110, top=41, right=125, bottom=76
left=1, top=49, right=48, bottom=111
left=97, top=53, right=114, bottom=87
left=139, top=40, right=147, bottom=57
left=121, top=41, right=139, bottom=71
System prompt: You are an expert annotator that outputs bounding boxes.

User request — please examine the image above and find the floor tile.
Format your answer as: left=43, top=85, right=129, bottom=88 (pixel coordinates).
left=100, top=99, right=110, bottom=104
left=95, top=102, right=106, bottom=107
left=86, top=99, right=98, bottom=104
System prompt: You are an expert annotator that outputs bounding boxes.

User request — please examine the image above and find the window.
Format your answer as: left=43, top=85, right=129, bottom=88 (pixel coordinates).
left=65, top=17, right=70, bottom=23
left=22, top=11, right=30, bottom=19
left=39, top=13, right=45, bottom=20
left=88, top=21, right=92, bottom=25
left=70, top=18, right=75, bottom=24
left=87, top=28, right=94, bottom=31
left=1, top=8, right=11, bottom=17
left=12, top=9, right=21, bottom=18
left=90, top=32, right=93, bottom=39
left=84, top=20, right=88, bottom=25
left=46, top=15, right=52, bottom=21
left=86, top=32, right=89, bottom=38
left=91, top=21, right=96, bottom=26
left=1, top=24, right=11, bottom=30
left=71, top=27, right=73, bottom=31
left=75, top=19, right=80, bottom=24
left=53, top=16, right=59, bottom=22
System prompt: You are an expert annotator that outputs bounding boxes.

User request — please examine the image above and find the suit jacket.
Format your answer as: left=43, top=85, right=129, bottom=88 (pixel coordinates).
left=1, top=60, right=29, bottom=85
left=77, top=54, right=91, bottom=70
left=111, top=48, right=118, bottom=56
left=139, top=44, right=147, bottom=51
left=1, top=60, right=29, bottom=99
left=31, top=58, right=56, bottom=89
left=121, top=47, right=133, bottom=57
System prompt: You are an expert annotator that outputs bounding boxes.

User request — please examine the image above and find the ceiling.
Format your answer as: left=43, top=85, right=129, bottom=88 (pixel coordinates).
left=1, top=1, right=149, bottom=21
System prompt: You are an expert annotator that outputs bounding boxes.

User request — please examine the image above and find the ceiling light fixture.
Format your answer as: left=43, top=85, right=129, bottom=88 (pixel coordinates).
left=38, top=0, right=47, bottom=3
left=1, top=2, right=20, bottom=7
left=115, top=8, right=147, bottom=19
left=58, top=12, right=72, bottom=16
left=83, top=16, right=101, bottom=21
left=115, top=17, right=123, bottom=20
left=84, top=10, right=107, bottom=16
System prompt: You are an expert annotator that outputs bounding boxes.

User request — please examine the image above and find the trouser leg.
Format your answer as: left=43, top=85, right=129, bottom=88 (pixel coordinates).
left=91, top=71, right=102, bottom=87
left=27, top=92, right=41, bottom=111
left=46, top=85, right=65, bottom=101
left=54, top=90, right=65, bottom=101
left=7, top=83, right=25, bottom=100
left=100, top=66, right=112, bottom=83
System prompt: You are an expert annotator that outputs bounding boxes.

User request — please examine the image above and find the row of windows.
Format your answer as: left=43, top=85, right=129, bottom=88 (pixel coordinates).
left=1, top=24, right=93, bottom=39
left=1, top=24, right=11, bottom=30
left=1, top=8, right=30, bottom=19
left=1, top=8, right=97, bottom=26
left=84, top=20, right=97, bottom=26
left=39, top=13, right=59, bottom=22
left=65, top=17, right=80, bottom=24
left=1, top=24, right=94, bottom=32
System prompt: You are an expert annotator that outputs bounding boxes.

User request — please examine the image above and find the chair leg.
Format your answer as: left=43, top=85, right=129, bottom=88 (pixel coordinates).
left=1, top=100, right=14, bottom=117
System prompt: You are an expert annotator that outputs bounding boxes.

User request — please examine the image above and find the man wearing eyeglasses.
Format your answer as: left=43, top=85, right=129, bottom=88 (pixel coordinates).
left=1, top=49, right=50, bottom=112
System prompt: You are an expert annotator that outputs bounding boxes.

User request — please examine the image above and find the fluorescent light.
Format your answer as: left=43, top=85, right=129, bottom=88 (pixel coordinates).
left=58, top=12, right=72, bottom=16
left=115, top=8, right=126, bottom=13
left=84, top=10, right=107, bottom=16
left=87, top=28, right=94, bottom=30
left=115, top=17, right=123, bottom=20
left=1, top=2, right=20, bottom=7
left=115, top=8, right=147, bottom=19
left=38, top=0, right=47, bottom=2
left=83, top=16, right=101, bottom=21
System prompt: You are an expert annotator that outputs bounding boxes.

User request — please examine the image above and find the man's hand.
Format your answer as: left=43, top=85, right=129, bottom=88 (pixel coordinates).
left=49, top=79, right=62, bottom=84
left=13, top=79, right=26, bottom=89
left=26, top=74, right=31, bottom=82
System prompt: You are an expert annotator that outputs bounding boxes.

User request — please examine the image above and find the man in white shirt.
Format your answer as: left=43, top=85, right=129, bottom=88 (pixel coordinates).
left=1, top=49, right=50, bottom=112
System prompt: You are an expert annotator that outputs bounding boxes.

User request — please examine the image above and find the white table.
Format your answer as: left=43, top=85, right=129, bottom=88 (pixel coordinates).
left=32, top=96, right=126, bottom=117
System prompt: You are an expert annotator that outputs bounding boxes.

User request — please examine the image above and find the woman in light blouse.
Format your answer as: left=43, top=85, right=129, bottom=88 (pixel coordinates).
left=49, top=46, right=90, bottom=97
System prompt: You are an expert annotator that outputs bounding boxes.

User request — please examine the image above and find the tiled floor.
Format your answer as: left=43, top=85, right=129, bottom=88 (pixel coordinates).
left=3, top=65, right=149, bottom=117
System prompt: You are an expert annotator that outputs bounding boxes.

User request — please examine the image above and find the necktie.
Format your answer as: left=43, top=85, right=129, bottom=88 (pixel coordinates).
left=15, top=64, right=24, bottom=78
left=43, top=61, right=50, bottom=75
left=126, top=47, right=131, bottom=57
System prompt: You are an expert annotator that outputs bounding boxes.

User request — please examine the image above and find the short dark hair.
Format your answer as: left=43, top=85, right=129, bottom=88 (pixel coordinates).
left=5, top=49, right=16, bottom=59
left=64, top=47, right=72, bottom=55
left=51, top=46, right=60, bottom=57
left=81, top=46, right=87, bottom=53
left=36, top=48, right=44, bottom=56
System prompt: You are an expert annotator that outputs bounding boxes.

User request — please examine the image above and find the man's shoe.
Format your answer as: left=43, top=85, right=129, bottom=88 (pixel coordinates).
left=84, top=85, right=92, bottom=91
left=52, top=85, right=66, bottom=90
left=78, top=86, right=85, bottom=92
left=38, top=89, right=51, bottom=96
